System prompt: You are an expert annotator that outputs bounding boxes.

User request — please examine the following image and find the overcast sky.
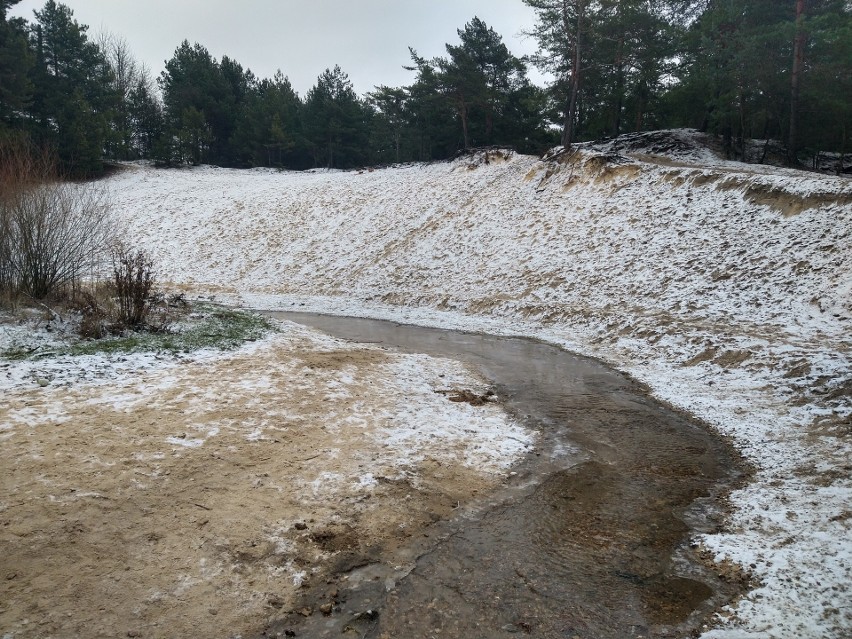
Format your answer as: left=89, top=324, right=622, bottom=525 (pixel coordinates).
left=9, top=0, right=548, bottom=96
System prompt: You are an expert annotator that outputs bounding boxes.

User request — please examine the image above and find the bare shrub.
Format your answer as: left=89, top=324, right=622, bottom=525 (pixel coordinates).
left=0, top=139, right=113, bottom=301
left=143, top=291, right=184, bottom=333
left=75, top=289, right=112, bottom=339
left=112, top=243, right=155, bottom=328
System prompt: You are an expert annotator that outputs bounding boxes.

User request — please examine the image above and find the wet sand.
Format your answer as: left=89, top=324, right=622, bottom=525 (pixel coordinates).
left=260, top=313, right=749, bottom=639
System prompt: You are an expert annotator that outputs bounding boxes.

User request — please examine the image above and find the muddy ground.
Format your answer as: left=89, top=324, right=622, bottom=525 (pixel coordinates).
left=0, top=322, right=522, bottom=639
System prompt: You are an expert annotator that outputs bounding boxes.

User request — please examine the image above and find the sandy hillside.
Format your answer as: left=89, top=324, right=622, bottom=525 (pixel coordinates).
left=101, top=130, right=851, bottom=638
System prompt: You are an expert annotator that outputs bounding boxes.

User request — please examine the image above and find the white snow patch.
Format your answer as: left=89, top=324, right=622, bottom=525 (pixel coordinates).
left=166, top=436, right=205, bottom=448
left=8, top=138, right=847, bottom=637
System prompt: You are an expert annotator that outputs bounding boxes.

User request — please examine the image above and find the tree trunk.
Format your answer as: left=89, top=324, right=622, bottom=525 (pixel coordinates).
left=738, top=85, right=746, bottom=160
left=759, top=119, right=771, bottom=164
left=634, top=98, right=644, bottom=133
left=562, top=0, right=584, bottom=147
left=613, top=35, right=624, bottom=138
left=788, top=0, right=806, bottom=166
left=460, top=99, right=470, bottom=149
left=612, top=0, right=625, bottom=138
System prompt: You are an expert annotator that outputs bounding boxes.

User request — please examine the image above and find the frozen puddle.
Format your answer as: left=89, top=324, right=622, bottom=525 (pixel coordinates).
left=257, top=313, right=748, bottom=639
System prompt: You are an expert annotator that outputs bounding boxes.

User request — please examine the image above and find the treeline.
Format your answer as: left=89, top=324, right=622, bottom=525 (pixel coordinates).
left=524, top=0, right=851, bottom=165
left=1, top=0, right=850, bottom=176
left=0, top=1, right=554, bottom=173
left=663, top=0, right=851, bottom=165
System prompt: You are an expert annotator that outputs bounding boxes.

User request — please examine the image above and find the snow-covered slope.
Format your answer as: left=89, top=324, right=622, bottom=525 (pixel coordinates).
left=108, top=131, right=852, bottom=639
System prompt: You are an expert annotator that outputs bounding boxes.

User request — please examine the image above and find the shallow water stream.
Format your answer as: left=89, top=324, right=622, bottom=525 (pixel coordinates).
left=259, top=312, right=747, bottom=639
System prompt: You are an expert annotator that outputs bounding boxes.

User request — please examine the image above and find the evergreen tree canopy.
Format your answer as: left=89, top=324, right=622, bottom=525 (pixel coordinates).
left=231, top=70, right=307, bottom=168
left=158, top=41, right=224, bottom=164
left=303, top=65, right=368, bottom=168
left=0, top=2, right=847, bottom=173
left=662, top=0, right=851, bottom=163
left=400, top=17, right=553, bottom=156
left=367, top=85, right=409, bottom=164
left=27, top=0, right=115, bottom=174
left=0, top=0, right=33, bottom=129
left=440, top=17, right=529, bottom=148
left=403, top=49, right=459, bottom=159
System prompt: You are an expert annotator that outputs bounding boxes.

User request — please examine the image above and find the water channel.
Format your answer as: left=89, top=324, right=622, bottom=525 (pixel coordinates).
left=258, top=312, right=747, bottom=639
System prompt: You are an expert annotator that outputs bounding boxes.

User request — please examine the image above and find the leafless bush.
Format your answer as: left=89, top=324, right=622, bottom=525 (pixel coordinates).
left=75, top=288, right=112, bottom=339
left=112, top=243, right=155, bottom=328
left=0, top=139, right=113, bottom=301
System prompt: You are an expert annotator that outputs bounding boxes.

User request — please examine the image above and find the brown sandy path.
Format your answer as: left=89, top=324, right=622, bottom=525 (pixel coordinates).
left=0, top=324, right=522, bottom=639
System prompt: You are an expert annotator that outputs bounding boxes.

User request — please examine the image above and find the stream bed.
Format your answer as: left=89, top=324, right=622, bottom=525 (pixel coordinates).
left=258, top=312, right=748, bottom=639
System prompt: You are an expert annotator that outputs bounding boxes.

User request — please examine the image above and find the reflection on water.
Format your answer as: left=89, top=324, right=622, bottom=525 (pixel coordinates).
left=261, top=312, right=746, bottom=639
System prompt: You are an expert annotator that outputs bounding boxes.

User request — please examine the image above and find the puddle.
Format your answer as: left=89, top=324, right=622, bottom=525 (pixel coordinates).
left=257, top=312, right=747, bottom=638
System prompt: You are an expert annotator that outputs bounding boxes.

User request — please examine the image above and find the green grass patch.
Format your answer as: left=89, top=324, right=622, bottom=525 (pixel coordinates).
left=1, top=304, right=275, bottom=360
left=1, top=346, right=41, bottom=361
left=70, top=304, right=274, bottom=356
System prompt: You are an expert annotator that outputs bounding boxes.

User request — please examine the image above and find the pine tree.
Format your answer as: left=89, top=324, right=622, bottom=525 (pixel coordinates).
left=685, top=0, right=791, bottom=157
left=400, top=18, right=542, bottom=157
left=792, top=1, right=852, bottom=165
left=28, top=0, right=116, bottom=174
left=230, top=70, right=305, bottom=168
left=440, top=17, right=528, bottom=148
left=215, top=55, right=254, bottom=164
left=367, top=86, right=409, bottom=163
left=439, top=43, right=482, bottom=149
left=303, top=66, right=368, bottom=169
left=784, top=0, right=851, bottom=164
left=524, top=0, right=589, bottom=146
left=524, top=0, right=691, bottom=145
left=663, top=0, right=850, bottom=161
left=0, top=0, right=33, bottom=130
left=159, top=41, right=223, bottom=164
left=403, top=50, right=458, bottom=160
left=587, top=0, right=678, bottom=137
left=127, top=74, right=164, bottom=158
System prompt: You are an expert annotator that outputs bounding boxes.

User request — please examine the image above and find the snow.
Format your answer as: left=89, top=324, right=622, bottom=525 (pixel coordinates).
left=1, top=314, right=531, bottom=477
left=101, top=141, right=852, bottom=636
left=100, top=138, right=852, bottom=636
left=5, top=131, right=849, bottom=636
